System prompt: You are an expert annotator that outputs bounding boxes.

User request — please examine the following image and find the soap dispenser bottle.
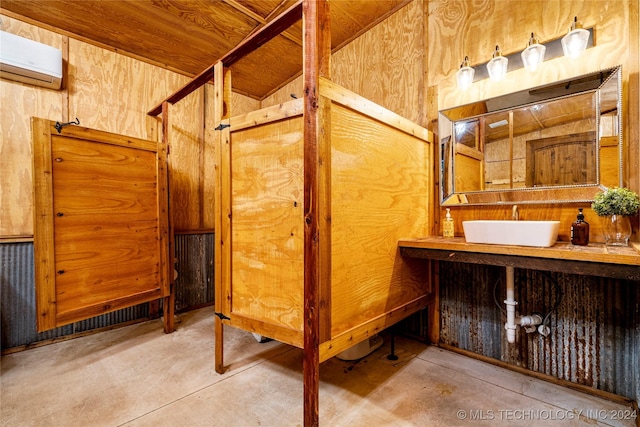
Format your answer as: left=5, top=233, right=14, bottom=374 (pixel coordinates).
left=570, top=208, right=589, bottom=246
left=443, top=208, right=455, bottom=238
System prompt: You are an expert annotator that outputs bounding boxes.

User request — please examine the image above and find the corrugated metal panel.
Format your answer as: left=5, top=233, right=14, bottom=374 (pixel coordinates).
left=1, top=234, right=214, bottom=350
left=439, top=262, right=639, bottom=400
left=174, top=233, right=214, bottom=312
left=635, top=304, right=640, bottom=408
left=1, top=243, right=72, bottom=348
left=1, top=243, right=150, bottom=349
left=439, top=263, right=502, bottom=359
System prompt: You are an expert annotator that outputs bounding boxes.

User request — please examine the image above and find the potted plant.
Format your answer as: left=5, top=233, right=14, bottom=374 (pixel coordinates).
left=591, top=187, right=640, bottom=246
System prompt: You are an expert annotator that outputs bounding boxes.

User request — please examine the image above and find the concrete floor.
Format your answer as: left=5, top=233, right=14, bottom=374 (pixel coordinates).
left=1, top=307, right=636, bottom=427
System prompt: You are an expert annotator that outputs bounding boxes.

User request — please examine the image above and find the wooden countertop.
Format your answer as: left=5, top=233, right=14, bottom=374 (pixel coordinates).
left=398, top=237, right=640, bottom=280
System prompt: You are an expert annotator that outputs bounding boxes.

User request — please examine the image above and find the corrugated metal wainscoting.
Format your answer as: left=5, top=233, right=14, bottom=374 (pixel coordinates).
left=439, top=262, right=640, bottom=404
left=1, top=234, right=214, bottom=351
left=174, top=233, right=214, bottom=312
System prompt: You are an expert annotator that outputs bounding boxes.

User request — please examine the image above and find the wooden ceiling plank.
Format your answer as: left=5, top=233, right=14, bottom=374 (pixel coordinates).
left=0, top=6, right=195, bottom=78
left=228, top=35, right=302, bottom=98
left=264, top=0, right=297, bottom=21
left=226, top=0, right=303, bottom=48
left=148, top=0, right=303, bottom=115
left=4, top=0, right=406, bottom=102
left=262, top=0, right=303, bottom=45
left=1, top=0, right=260, bottom=76
left=224, top=0, right=268, bottom=23
left=331, top=0, right=412, bottom=51
left=221, top=0, right=302, bottom=66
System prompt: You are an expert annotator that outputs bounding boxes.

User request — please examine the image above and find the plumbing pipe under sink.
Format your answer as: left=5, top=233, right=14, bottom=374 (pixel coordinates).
left=504, top=266, right=518, bottom=343
left=504, top=266, right=543, bottom=343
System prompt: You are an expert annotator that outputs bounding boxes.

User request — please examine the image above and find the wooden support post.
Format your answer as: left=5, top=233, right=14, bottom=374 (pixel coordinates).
left=162, top=101, right=176, bottom=334
left=214, top=62, right=231, bottom=374
left=302, top=0, right=330, bottom=425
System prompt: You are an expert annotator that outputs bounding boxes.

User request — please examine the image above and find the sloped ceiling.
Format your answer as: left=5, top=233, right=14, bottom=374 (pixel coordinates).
left=1, top=0, right=410, bottom=99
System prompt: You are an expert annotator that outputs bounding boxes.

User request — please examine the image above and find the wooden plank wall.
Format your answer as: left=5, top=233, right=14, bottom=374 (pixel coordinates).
left=427, top=0, right=640, bottom=242
left=261, top=1, right=640, bottom=243
left=329, top=101, right=431, bottom=337
left=0, top=18, right=64, bottom=238
left=0, top=14, right=259, bottom=239
left=3, top=2, right=637, bottom=243
left=426, top=0, right=640, bottom=409
left=262, top=0, right=426, bottom=126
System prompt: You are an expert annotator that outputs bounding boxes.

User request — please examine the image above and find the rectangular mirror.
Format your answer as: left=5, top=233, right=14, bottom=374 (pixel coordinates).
left=439, top=66, right=622, bottom=206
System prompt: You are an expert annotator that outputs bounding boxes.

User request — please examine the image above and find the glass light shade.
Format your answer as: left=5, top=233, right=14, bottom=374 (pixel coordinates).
left=487, top=55, right=508, bottom=82
left=456, top=66, right=475, bottom=89
left=521, top=43, right=546, bottom=73
left=456, top=56, right=474, bottom=89
left=562, top=28, right=589, bottom=59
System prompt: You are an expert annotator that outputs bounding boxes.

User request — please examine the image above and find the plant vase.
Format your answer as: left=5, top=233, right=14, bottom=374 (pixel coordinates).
left=602, top=214, right=631, bottom=246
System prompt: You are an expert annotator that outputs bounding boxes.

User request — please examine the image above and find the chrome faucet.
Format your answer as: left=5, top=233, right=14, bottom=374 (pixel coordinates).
left=512, top=205, right=519, bottom=221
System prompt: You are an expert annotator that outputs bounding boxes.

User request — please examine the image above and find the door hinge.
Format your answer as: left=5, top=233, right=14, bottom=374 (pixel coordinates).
left=214, top=123, right=230, bottom=131
left=214, top=312, right=230, bottom=320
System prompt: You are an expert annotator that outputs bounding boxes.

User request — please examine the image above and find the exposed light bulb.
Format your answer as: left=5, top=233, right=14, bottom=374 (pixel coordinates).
left=562, top=16, right=590, bottom=59
left=521, top=32, right=546, bottom=73
left=456, top=56, right=475, bottom=90
left=486, top=45, right=508, bottom=82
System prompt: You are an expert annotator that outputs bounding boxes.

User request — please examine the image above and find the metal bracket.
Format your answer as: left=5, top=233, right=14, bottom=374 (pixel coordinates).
left=214, top=312, right=230, bottom=320
left=214, top=123, right=230, bottom=131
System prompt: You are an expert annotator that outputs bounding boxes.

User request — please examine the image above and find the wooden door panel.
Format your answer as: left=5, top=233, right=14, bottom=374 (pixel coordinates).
left=526, top=132, right=596, bottom=187
left=33, top=118, right=170, bottom=331
left=229, top=117, right=304, bottom=336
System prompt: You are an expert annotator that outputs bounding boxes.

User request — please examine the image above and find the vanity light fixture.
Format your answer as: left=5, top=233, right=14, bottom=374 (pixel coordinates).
left=454, top=21, right=593, bottom=89
left=521, top=32, right=546, bottom=73
left=456, top=56, right=475, bottom=90
left=486, top=45, right=508, bottom=82
left=561, top=16, right=590, bottom=59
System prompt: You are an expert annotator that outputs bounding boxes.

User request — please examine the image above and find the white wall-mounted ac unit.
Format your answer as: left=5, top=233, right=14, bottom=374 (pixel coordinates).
left=0, top=30, right=62, bottom=90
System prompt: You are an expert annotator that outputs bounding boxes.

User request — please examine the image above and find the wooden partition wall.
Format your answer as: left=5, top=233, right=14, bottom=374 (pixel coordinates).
left=149, top=1, right=433, bottom=425
left=216, top=79, right=432, bottom=358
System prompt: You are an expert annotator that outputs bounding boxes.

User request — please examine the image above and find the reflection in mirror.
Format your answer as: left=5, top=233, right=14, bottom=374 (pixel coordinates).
left=440, top=66, right=622, bottom=206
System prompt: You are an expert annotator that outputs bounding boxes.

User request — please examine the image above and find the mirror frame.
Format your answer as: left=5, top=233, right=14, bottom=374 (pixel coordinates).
left=439, top=66, right=623, bottom=206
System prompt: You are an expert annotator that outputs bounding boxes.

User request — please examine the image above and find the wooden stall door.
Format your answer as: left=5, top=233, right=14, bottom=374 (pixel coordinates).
left=525, top=132, right=597, bottom=187
left=32, top=118, right=171, bottom=332
left=221, top=109, right=306, bottom=348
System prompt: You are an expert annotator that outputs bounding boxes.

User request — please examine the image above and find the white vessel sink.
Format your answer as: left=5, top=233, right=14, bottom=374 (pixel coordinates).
left=462, top=220, right=560, bottom=247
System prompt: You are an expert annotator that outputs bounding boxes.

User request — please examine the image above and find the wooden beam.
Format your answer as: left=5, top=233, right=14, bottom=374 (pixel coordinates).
left=302, top=0, right=330, bottom=425
left=32, top=118, right=57, bottom=332
left=213, top=61, right=232, bottom=374
left=224, top=0, right=303, bottom=46
left=399, top=247, right=640, bottom=281
left=161, top=101, right=175, bottom=334
left=221, top=0, right=302, bottom=66
left=147, top=0, right=303, bottom=116
left=148, top=67, right=214, bottom=117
